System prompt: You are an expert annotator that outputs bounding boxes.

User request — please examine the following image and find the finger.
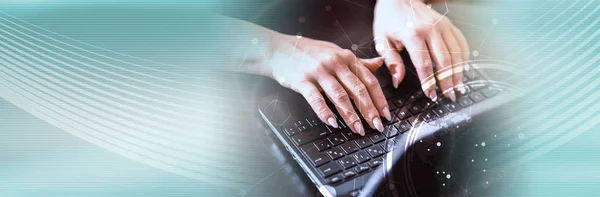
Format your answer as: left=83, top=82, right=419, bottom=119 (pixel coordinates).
left=295, top=80, right=338, bottom=128
left=442, top=31, right=466, bottom=93
left=361, top=57, right=385, bottom=72
left=379, top=40, right=407, bottom=89
left=318, top=75, right=365, bottom=136
left=452, top=27, right=470, bottom=67
left=336, top=65, right=384, bottom=133
left=356, top=58, right=392, bottom=123
left=402, top=36, right=437, bottom=101
left=427, top=33, right=456, bottom=101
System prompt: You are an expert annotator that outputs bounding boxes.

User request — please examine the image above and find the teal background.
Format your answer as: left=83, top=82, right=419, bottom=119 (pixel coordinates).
left=1, top=0, right=599, bottom=196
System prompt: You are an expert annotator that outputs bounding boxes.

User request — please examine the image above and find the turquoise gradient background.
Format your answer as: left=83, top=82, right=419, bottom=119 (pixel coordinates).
left=0, top=0, right=599, bottom=196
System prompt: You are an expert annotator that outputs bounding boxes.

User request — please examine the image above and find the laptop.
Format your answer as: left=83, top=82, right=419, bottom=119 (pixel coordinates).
left=258, top=52, right=518, bottom=196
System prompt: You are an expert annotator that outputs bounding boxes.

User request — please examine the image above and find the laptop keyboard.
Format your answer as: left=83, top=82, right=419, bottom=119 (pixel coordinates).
left=280, top=69, right=502, bottom=185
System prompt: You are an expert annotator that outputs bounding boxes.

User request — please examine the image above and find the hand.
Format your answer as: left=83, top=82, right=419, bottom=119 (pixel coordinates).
left=268, top=35, right=390, bottom=135
left=373, top=0, right=470, bottom=101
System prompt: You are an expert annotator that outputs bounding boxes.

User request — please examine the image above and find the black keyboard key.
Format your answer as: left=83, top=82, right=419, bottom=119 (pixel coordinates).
left=326, top=147, right=345, bottom=160
left=481, top=86, right=501, bottom=98
left=306, top=116, right=322, bottom=127
left=457, top=96, right=474, bottom=107
left=391, top=97, right=405, bottom=108
left=356, top=164, right=370, bottom=174
left=303, top=148, right=330, bottom=167
left=341, top=130, right=359, bottom=140
left=352, top=150, right=371, bottom=163
left=293, top=120, right=309, bottom=132
left=328, top=133, right=346, bottom=146
left=382, top=139, right=398, bottom=152
left=355, top=138, right=373, bottom=149
left=394, top=120, right=411, bottom=133
left=408, top=104, right=424, bottom=114
left=384, top=125, right=399, bottom=138
left=342, top=169, right=357, bottom=178
left=314, top=139, right=333, bottom=152
left=470, top=81, right=486, bottom=91
left=291, top=126, right=331, bottom=146
left=368, top=158, right=383, bottom=168
left=470, top=92, right=485, bottom=103
left=418, top=99, right=437, bottom=109
left=387, top=99, right=399, bottom=111
left=368, top=132, right=386, bottom=143
left=283, top=127, right=298, bottom=136
left=443, top=102, right=461, bottom=112
left=339, top=157, right=358, bottom=169
left=328, top=174, right=343, bottom=184
left=396, top=107, right=412, bottom=119
left=406, top=93, right=423, bottom=104
left=340, top=141, right=360, bottom=154
left=319, top=162, right=343, bottom=177
left=366, top=146, right=386, bottom=158
left=420, top=110, right=438, bottom=122
left=432, top=106, right=448, bottom=116
left=407, top=116, right=423, bottom=126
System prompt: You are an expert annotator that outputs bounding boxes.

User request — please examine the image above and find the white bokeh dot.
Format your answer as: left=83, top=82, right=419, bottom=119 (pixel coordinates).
left=375, top=43, right=385, bottom=52
left=472, top=50, right=480, bottom=57
left=481, top=142, right=486, bottom=147
left=436, top=142, right=442, bottom=147
left=351, top=44, right=358, bottom=51
left=446, top=174, right=451, bottom=179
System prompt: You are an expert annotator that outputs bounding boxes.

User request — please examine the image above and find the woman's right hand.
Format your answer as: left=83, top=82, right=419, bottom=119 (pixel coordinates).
left=268, top=35, right=390, bottom=136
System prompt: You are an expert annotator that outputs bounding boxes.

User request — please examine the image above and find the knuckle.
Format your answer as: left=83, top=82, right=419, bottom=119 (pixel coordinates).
left=415, top=58, right=433, bottom=69
left=305, top=92, right=323, bottom=104
left=363, top=74, right=379, bottom=87
left=354, top=83, right=368, bottom=96
left=332, top=89, right=349, bottom=102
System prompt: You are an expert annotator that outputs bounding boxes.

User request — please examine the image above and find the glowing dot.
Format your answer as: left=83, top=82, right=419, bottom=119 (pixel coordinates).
left=518, top=133, right=525, bottom=139
left=475, top=144, right=478, bottom=147
left=375, top=43, right=385, bottom=52
left=494, top=134, right=497, bottom=138
left=427, top=148, right=430, bottom=152
left=486, top=181, right=489, bottom=185
left=481, top=142, right=486, bottom=147
left=436, top=171, right=439, bottom=174
left=325, top=5, right=332, bottom=11
left=508, top=144, right=511, bottom=147
left=251, top=38, right=258, bottom=45
left=471, top=159, right=475, bottom=162
left=485, top=158, right=488, bottom=161
left=298, top=16, right=306, bottom=23
left=407, top=21, right=414, bottom=28
left=492, top=18, right=499, bottom=25
left=472, top=50, right=479, bottom=57
left=420, top=140, right=423, bottom=143
left=446, top=174, right=451, bottom=179
left=483, top=169, right=486, bottom=172
left=442, top=171, right=445, bottom=174
left=442, top=183, right=446, bottom=186
left=351, top=44, right=358, bottom=51
left=426, top=4, right=432, bottom=9
left=436, top=142, right=441, bottom=147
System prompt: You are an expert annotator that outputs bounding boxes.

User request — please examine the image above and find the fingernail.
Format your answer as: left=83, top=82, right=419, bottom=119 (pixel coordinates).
left=428, top=91, right=438, bottom=102
left=328, top=117, right=338, bottom=128
left=373, top=117, right=384, bottom=132
left=354, top=122, right=365, bottom=136
left=392, top=77, right=399, bottom=89
left=383, top=106, right=392, bottom=121
left=448, top=91, right=456, bottom=102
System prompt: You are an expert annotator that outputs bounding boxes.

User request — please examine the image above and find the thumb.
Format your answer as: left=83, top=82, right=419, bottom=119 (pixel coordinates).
left=359, top=57, right=385, bottom=72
